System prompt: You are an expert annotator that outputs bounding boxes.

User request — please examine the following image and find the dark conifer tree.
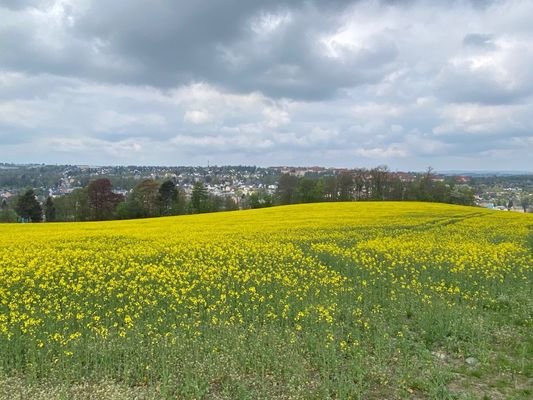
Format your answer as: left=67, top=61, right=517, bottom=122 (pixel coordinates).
left=44, top=196, right=56, bottom=222
left=15, top=189, right=42, bottom=222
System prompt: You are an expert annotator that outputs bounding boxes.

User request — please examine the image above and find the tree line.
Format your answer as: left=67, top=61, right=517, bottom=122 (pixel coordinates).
left=271, top=167, right=475, bottom=207
left=0, top=178, right=241, bottom=223
left=1, top=167, right=476, bottom=223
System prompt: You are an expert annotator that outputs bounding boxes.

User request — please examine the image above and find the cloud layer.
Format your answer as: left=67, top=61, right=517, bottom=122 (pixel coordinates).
left=1, top=0, right=532, bottom=170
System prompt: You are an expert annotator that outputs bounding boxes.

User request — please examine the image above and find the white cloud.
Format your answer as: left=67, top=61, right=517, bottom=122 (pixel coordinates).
left=434, top=103, right=529, bottom=135
left=94, top=110, right=166, bottom=132
left=355, top=145, right=407, bottom=159
left=183, top=109, right=212, bottom=125
left=262, top=106, right=290, bottom=128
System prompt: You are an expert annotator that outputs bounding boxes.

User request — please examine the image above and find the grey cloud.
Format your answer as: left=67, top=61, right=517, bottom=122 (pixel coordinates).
left=1, top=0, right=399, bottom=100
left=436, top=68, right=528, bottom=105
left=0, top=0, right=532, bottom=169
left=0, top=0, right=44, bottom=10
left=463, top=33, right=495, bottom=48
left=216, top=14, right=398, bottom=99
left=79, top=0, right=397, bottom=99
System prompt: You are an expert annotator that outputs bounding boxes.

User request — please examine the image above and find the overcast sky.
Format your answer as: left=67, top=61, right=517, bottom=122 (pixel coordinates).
left=1, top=0, right=532, bottom=170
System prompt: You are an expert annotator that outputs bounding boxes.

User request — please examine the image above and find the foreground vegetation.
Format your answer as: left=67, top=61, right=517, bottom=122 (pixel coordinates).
left=0, top=202, right=531, bottom=399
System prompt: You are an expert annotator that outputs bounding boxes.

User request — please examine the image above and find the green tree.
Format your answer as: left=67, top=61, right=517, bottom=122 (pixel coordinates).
left=520, top=194, right=531, bottom=212
left=248, top=190, right=273, bottom=209
left=0, top=198, right=17, bottom=223
left=206, top=194, right=223, bottom=213
left=323, top=176, right=338, bottom=201
left=44, top=196, right=56, bottom=222
left=369, top=166, right=390, bottom=200
left=276, top=174, right=298, bottom=205
left=116, top=180, right=162, bottom=219
left=71, top=188, right=90, bottom=221
left=115, top=200, right=144, bottom=220
left=449, top=186, right=474, bottom=206
left=158, top=180, right=179, bottom=216
left=54, top=191, right=85, bottom=222
left=52, top=193, right=72, bottom=221
left=337, top=172, right=354, bottom=201
left=297, top=177, right=323, bottom=203
left=353, top=169, right=368, bottom=200
left=15, top=189, right=42, bottom=222
left=190, top=182, right=208, bottom=213
left=388, top=175, right=406, bottom=200
left=416, top=167, right=435, bottom=201
left=131, top=179, right=160, bottom=218
left=224, top=196, right=239, bottom=211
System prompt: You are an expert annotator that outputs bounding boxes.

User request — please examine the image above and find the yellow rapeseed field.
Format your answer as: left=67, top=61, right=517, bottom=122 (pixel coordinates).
left=0, top=202, right=532, bottom=399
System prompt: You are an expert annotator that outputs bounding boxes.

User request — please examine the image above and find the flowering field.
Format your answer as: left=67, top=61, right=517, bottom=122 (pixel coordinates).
left=0, top=202, right=532, bottom=399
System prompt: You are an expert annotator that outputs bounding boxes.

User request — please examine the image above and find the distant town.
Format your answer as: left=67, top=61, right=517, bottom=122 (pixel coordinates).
left=1, top=163, right=532, bottom=223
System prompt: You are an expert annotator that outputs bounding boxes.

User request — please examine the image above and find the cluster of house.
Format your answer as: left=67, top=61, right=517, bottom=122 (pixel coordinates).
left=475, top=186, right=528, bottom=212
left=0, top=190, right=15, bottom=200
left=43, top=166, right=280, bottom=204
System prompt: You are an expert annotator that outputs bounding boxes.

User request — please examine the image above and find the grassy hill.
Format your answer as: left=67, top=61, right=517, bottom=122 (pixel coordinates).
left=0, top=202, right=532, bottom=399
